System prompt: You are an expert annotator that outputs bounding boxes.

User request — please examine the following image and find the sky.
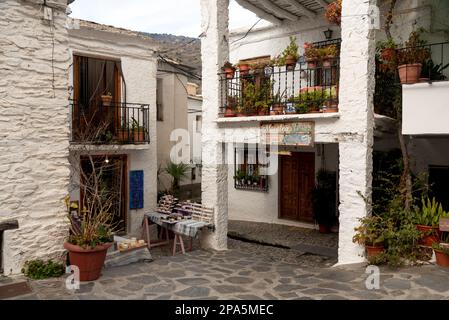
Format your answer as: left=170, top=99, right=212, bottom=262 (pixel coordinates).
left=69, top=0, right=268, bottom=38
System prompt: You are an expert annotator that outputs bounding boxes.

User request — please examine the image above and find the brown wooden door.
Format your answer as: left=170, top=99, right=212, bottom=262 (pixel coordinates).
left=280, top=152, right=315, bottom=222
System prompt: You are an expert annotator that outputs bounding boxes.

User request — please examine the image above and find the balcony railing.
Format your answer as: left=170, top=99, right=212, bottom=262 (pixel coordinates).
left=220, top=40, right=341, bottom=118
left=70, top=101, right=150, bottom=145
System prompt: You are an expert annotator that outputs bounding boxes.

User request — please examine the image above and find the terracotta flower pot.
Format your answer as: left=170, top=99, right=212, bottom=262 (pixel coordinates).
left=258, top=109, right=268, bottom=116
left=64, top=242, right=113, bottom=282
left=224, top=68, right=236, bottom=79
left=366, top=245, right=385, bottom=258
left=285, top=55, right=297, bottom=71
left=434, top=249, right=449, bottom=268
left=117, top=129, right=130, bottom=142
left=322, top=56, right=336, bottom=68
left=306, top=59, right=318, bottom=69
left=133, top=130, right=145, bottom=143
left=224, top=107, right=236, bottom=117
left=398, top=63, right=422, bottom=84
left=238, top=64, right=250, bottom=76
left=380, top=48, right=396, bottom=62
left=101, top=95, right=113, bottom=107
left=271, top=104, right=284, bottom=115
left=416, top=225, right=440, bottom=247
left=324, top=101, right=339, bottom=113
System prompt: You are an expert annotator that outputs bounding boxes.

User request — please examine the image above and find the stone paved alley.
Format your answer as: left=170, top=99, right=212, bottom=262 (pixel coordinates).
left=7, top=238, right=449, bottom=300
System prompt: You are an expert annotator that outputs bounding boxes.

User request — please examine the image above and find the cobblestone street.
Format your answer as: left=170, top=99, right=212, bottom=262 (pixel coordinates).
left=9, top=238, right=449, bottom=300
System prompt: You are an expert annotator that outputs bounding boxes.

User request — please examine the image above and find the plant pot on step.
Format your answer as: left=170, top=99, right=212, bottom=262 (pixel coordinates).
left=434, top=249, right=449, bottom=267
left=64, top=242, right=113, bottom=282
left=366, top=245, right=385, bottom=258
left=319, top=224, right=331, bottom=234
left=416, top=225, right=440, bottom=247
left=398, top=63, right=422, bottom=84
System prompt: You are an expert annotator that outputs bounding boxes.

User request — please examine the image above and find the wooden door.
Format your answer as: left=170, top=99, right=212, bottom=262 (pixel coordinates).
left=279, top=152, right=315, bottom=222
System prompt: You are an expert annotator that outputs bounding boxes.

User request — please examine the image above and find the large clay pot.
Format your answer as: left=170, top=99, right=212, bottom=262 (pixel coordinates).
left=434, top=249, right=449, bottom=268
left=133, top=130, right=145, bottom=143
left=398, top=63, right=422, bottom=84
left=416, top=225, right=440, bottom=247
left=64, top=242, right=113, bottom=282
left=366, top=245, right=385, bottom=258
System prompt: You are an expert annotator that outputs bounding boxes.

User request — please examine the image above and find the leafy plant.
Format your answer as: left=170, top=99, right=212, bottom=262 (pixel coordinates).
left=277, top=36, right=300, bottom=66
left=353, top=215, right=387, bottom=247
left=304, top=43, right=320, bottom=61
left=22, top=260, right=65, bottom=280
left=413, top=197, right=448, bottom=227
left=397, top=29, right=431, bottom=65
left=325, top=0, right=342, bottom=26
left=291, top=89, right=328, bottom=113
left=421, top=59, right=449, bottom=81
left=320, top=44, right=339, bottom=58
left=433, top=242, right=449, bottom=255
left=165, top=162, right=189, bottom=196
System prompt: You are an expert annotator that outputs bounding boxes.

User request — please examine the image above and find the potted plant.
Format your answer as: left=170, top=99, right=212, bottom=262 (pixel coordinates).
left=321, top=44, right=339, bottom=68
left=325, top=0, right=342, bottom=26
left=378, top=38, right=397, bottom=63
left=131, top=117, right=146, bottom=143
left=304, top=43, right=319, bottom=69
left=353, top=215, right=387, bottom=258
left=224, top=96, right=238, bottom=117
left=237, top=62, right=250, bottom=76
left=397, top=30, right=431, bottom=84
left=432, top=242, right=449, bottom=268
left=252, top=173, right=261, bottom=187
left=312, top=170, right=337, bottom=234
left=222, top=61, right=236, bottom=79
left=277, top=36, right=300, bottom=71
left=322, top=87, right=338, bottom=113
left=270, top=91, right=285, bottom=115
left=234, top=170, right=246, bottom=186
left=101, top=92, right=113, bottom=107
left=413, top=197, right=447, bottom=247
left=64, top=195, right=114, bottom=282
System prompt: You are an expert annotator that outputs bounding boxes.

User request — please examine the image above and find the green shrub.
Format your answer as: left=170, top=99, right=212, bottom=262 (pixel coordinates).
left=22, top=260, right=65, bottom=280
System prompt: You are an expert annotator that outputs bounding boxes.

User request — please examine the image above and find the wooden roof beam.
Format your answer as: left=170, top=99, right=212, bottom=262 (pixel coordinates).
left=236, top=0, right=284, bottom=25
left=314, top=0, right=330, bottom=9
left=283, top=0, right=317, bottom=19
left=258, top=0, right=300, bottom=21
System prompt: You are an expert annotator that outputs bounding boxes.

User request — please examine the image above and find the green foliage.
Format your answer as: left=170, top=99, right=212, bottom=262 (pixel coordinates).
left=433, top=243, right=449, bottom=255
left=353, top=215, right=387, bottom=247
left=421, top=59, right=449, bottom=81
left=241, top=80, right=273, bottom=113
left=22, top=260, right=65, bottom=280
left=413, top=197, right=449, bottom=227
left=312, top=170, right=337, bottom=226
left=277, top=36, right=299, bottom=66
left=290, top=89, right=330, bottom=113
left=165, top=162, right=189, bottom=195
left=233, top=169, right=246, bottom=181
left=397, top=29, right=431, bottom=65
left=377, top=38, right=397, bottom=50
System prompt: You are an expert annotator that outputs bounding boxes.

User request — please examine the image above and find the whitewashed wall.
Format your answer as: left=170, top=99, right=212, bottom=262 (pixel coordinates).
left=0, top=0, right=71, bottom=275
left=188, top=96, right=203, bottom=185
left=68, top=22, right=158, bottom=236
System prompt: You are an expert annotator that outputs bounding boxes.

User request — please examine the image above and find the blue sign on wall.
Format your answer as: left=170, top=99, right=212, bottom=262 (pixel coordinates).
left=129, top=170, right=144, bottom=210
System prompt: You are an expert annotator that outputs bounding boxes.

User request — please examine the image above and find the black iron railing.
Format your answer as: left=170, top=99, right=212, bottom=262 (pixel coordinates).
left=220, top=40, right=341, bottom=118
left=70, top=101, right=150, bottom=145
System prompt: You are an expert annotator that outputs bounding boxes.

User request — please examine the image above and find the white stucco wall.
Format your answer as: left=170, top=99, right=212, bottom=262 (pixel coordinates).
left=68, top=22, right=158, bottom=236
left=188, top=96, right=203, bottom=185
left=0, top=0, right=71, bottom=275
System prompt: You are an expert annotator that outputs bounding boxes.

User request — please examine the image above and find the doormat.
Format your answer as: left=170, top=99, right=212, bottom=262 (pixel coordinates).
left=0, top=281, right=33, bottom=299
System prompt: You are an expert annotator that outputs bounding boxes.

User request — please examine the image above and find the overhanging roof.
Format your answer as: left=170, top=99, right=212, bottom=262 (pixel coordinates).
left=235, top=0, right=330, bottom=25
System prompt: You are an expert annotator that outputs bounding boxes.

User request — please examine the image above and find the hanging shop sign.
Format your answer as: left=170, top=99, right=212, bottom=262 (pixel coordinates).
left=261, top=122, right=314, bottom=147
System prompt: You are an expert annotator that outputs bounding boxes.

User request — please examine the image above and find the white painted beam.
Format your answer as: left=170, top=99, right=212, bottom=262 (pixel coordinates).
left=283, top=0, right=317, bottom=19
left=236, top=0, right=283, bottom=25
left=258, top=0, right=300, bottom=21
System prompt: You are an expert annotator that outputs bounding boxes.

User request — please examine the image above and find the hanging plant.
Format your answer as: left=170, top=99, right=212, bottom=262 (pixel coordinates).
left=325, top=0, right=342, bottom=26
